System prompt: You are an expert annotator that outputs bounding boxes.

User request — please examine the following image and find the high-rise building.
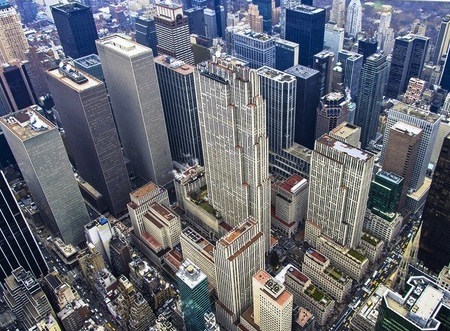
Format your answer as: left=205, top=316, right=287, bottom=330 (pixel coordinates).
left=155, top=55, right=203, bottom=166
left=3, top=267, right=53, bottom=329
left=274, top=38, right=299, bottom=71
left=73, top=54, right=104, bottom=81
left=204, top=8, right=218, bottom=38
left=329, top=0, right=345, bottom=28
left=251, top=270, right=293, bottom=331
left=368, top=171, right=403, bottom=217
left=382, top=121, right=422, bottom=210
left=345, top=0, right=361, bottom=37
left=154, top=2, right=195, bottom=65
left=285, top=4, right=326, bottom=67
left=247, top=4, right=263, bottom=33
left=376, top=9, right=391, bottom=51
left=252, top=0, right=272, bottom=33
left=96, top=35, right=173, bottom=186
left=0, top=171, right=47, bottom=279
left=16, top=0, right=38, bottom=24
left=332, top=62, right=344, bottom=93
left=195, top=56, right=271, bottom=250
left=135, top=16, right=158, bottom=57
left=337, top=50, right=363, bottom=101
left=354, top=53, right=389, bottom=148
left=214, top=217, right=265, bottom=330
left=84, top=217, right=113, bottom=264
left=51, top=3, right=98, bottom=59
left=0, top=1, right=28, bottom=63
left=381, top=101, right=441, bottom=191
left=357, top=38, right=378, bottom=63
left=285, top=65, right=321, bottom=150
left=307, top=134, right=374, bottom=248
left=440, top=54, right=450, bottom=91
left=433, top=14, right=450, bottom=65
left=324, top=23, right=344, bottom=64
left=313, top=50, right=334, bottom=98
left=226, top=26, right=275, bottom=69
left=0, top=107, right=90, bottom=245
left=386, top=34, right=429, bottom=99
left=419, top=134, right=450, bottom=273
left=176, top=260, right=212, bottom=331
left=315, top=92, right=349, bottom=139
left=402, top=77, right=426, bottom=105
left=185, top=7, right=206, bottom=36
left=46, top=64, right=131, bottom=216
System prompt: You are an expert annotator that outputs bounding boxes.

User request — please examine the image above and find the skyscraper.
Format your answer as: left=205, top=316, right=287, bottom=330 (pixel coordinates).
left=185, top=7, right=206, bottom=36
left=0, top=170, right=47, bottom=280
left=381, top=101, right=441, bottom=191
left=248, top=4, right=263, bottom=33
left=285, top=65, right=321, bottom=150
left=0, top=1, right=28, bottom=63
left=176, top=260, right=212, bottom=331
left=195, top=56, right=271, bottom=250
left=386, top=34, right=429, bottom=99
left=135, top=16, right=158, bottom=57
left=313, top=50, right=334, bottom=98
left=368, top=171, right=403, bottom=217
left=46, top=64, right=131, bottom=216
left=324, top=23, right=344, bottom=64
left=204, top=8, right=218, bottom=38
left=419, top=134, right=450, bottom=273
left=357, top=38, right=378, bottom=63
left=155, top=55, right=203, bottom=166
left=440, top=54, right=450, bottom=91
left=0, top=107, right=90, bottom=245
left=329, top=0, right=345, bottom=28
left=51, top=3, right=99, bottom=59
left=274, top=38, right=299, bottom=71
left=214, top=217, right=265, bottom=330
left=345, top=0, right=361, bottom=37
left=96, top=35, right=173, bottom=186
left=252, top=0, right=272, bottom=33
left=337, top=50, right=363, bottom=101
left=307, top=134, right=374, bottom=248
left=354, top=53, right=389, bottom=148
left=377, top=9, right=391, bottom=51
left=154, top=2, right=195, bottom=65
left=315, top=92, right=349, bottom=139
left=432, top=14, right=450, bottom=65
left=285, top=4, right=326, bottom=67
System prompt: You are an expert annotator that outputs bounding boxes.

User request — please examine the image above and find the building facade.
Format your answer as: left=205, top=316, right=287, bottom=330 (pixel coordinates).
left=0, top=2, right=28, bottom=63
left=315, top=92, right=349, bottom=139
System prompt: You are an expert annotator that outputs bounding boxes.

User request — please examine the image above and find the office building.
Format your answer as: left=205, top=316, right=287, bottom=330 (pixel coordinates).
left=375, top=276, right=450, bottom=331
left=226, top=26, right=275, bottom=69
left=386, top=34, right=429, bottom=99
left=250, top=270, right=293, bottom=331
left=274, top=38, right=299, bottom=71
left=328, top=121, right=360, bottom=147
left=324, top=23, right=344, bottom=64
left=285, top=65, right=321, bottom=149
left=354, top=53, right=389, bottom=148
left=402, top=77, right=426, bottom=105
left=329, top=0, right=345, bottom=28
left=135, top=16, right=158, bottom=56
left=96, top=35, right=173, bottom=186
left=214, top=217, right=265, bottom=330
left=248, top=4, right=263, bottom=33
left=84, top=217, right=113, bottom=264
left=0, top=107, right=90, bottom=245
left=337, top=50, right=363, bottom=101
left=433, top=14, right=450, bottom=65
left=285, top=4, right=326, bottom=67
left=195, top=56, right=271, bottom=250
left=0, top=62, right=36, bottom=115
left=73, top=54, right=104, bottom=81
left=332, top=62, right=344, bottom=93
left=203, top=8, right=217, bottom=38
left=154, top=2, right=194, bottom=65
left=377, top=9, right=391, bottom=51
left=185, top=7, right=205, bottom=36
left=143, top=202, right=181, bottom=250
left=16, top=0, right=38, bottom=24
left=381, top=101, right=441, bottom=191
left=307, top=134, right=374, bottom=248
left=357, top=38, right=378, bottom=63
left=313, top=50, right=334, bottom=97
left=345, top=0, right=361, bottom=37
left=441, top=54, right=450, bottom=91
left=252, top=0, right=272, bottom=33
left=110, top=235, right=132, bottom=278
left=155, top=55, right=203, bottom=166
left=46, top=64, right=131, bottom=216
left=315, top=92, right=349, bottom=139
left=368, top=171, right=403, bottom=217
left=363, top=209, right=402, bottom=244
left=419, top=134, right=450, bottom=273
left=0, top=1, right=28, bottom=63
left=176, top=260, right=211, bottom=331
left=51, top=3, right=98, bottom=59
left=0, top=171, right=47, bottom=279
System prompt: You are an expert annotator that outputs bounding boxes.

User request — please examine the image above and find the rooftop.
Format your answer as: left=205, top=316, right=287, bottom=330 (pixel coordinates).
left=256, top=66, right=296, bottom=83
left=390, top=101, right=441, bottom=124
left=392, top=121, right=423, bottom=136
left=254, top=270, right=292, bottom=306
left=130, top=182, right=160, bottom=200
left=289, top=4, right=325, bottom=14
left=97, top=34, right=151, bottom=57
left=0, top=107, right=55, bottom=141
left=287, top=266, right=310, bottom=284
left=155, top=55, right=195, bottom=75
left=47, top=65, right=101, bottom=91
left=318, top=135, right=373, bottom=162
left=220, top=217, right=257, bottom=246
left=306, top=248, right=327, bottom=264
left=376, top=170, right=404, bottom=185
left=51, top=2, right=90, bottom=13
left=176, top=260, right=207, bottom=289
left=73, top=54, right=102, bottom=68
left=330, top=122, right=360, bottom=140
left=279, top=174, right=307, bottom=194
left=285, top=65, right=319, bottom=79
left=150, top=202, right=176, bottom=222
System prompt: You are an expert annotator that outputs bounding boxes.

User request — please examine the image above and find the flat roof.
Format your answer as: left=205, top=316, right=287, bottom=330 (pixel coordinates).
left=73, top=54, right=101, bottom=68
left=330, top=122, right=360, bottom=140
left=51, top=2, right=90, bottom=13
left=279, top=174, right=307, bottom=193
left=47, top=66, right=101, bottom=92
left=154, top=55, right=195, bottom=75
left=318, top=135, right=373, bottom=162
left=150, top=202, right=175, bottom=222
left=176, top=260, right=207, bottom=289
left=0, top=107, right=56, bottom=141
left=390, top=101, right=441, bottom=124
left=392, top=121, right=423, bottom=136
left=285, top=65, right=319, bottom=79
left=289, top=4, right=324, bottom=14
left=97, top=34, right=151, bottom=57
left=219, top=217, right=257, bottom=246
left=130, top=182, right=159, bottom=200
left=256, top=66, right=296, bottom=83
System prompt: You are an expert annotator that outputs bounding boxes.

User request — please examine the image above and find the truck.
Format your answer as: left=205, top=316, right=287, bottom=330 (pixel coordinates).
left=372, top=271, right=378, bottom=278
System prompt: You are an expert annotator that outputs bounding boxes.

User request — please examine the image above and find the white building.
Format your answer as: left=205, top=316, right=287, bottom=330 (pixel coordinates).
left=345, top=0, right=362, bottom=37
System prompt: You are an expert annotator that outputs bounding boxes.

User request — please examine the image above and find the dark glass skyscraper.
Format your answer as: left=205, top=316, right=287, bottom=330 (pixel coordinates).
left=440, top=55, right=450, bottom=91
left=419, top=134, right=450, bottom=273
left=0, top=171, right=47, bottom=280
left=185, top=7, right=206, bottom=36
left=135, top=16, right=158, bottom=57
left=285, top=4, right=325, bottom=67
left=385, top=34, right=429, bottom=99
left=51, top=3, right=99, bottom=59
left=355, top=53, right=389, bottom=148
left=357, top=38, right=378, bottom=63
